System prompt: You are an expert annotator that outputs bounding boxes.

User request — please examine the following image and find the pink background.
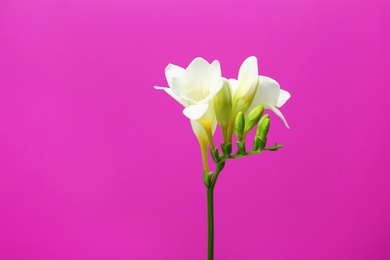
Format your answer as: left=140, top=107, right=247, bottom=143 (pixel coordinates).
left=1, top=0, right=389, bottom=259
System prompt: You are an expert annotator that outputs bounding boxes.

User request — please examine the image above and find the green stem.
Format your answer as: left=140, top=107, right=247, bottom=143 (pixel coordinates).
left=207, top=187, right=214, bottom=260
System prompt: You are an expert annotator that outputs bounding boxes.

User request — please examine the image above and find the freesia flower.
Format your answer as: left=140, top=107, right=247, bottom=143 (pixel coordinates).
left=230, top=56, right=291, bottom=128
left=155, top=56, right=291, bottom=260
left=154, top=58, right=224, bottom=167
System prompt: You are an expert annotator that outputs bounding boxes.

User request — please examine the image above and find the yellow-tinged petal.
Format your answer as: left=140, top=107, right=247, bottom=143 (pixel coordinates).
left=183, top=104, right=209, bottom=120
left=232, top=76, right=259, bottom=115
left=238, top=56, right=258, bottom=83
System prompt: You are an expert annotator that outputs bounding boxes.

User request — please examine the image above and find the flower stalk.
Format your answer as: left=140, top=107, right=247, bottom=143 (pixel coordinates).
left=206, top=187, right=214, bottom=260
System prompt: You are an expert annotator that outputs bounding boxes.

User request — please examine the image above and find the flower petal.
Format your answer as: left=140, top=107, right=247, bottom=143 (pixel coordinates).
left=172, top=58, right=222, bottom=102
left=228, top=78, right=239, bottom=96
left=186, top=57, right=217, bottom=86
left=268, top=105, right=290, bottom=129
left=165, top=64, right=198, bottom=103
left=277, top=89, right=291, bottom=107
left=201, top=78, right=224, bottom=104
left=255, top=76, right=281, bottom=106
left=211, top=60, right=222, bottom=79
left=165, top=64, right=185, bottom=87
left=190, top=119, right=208, bottom=143
left=183, top=104, right=209, bottom=120
left=232, top=76, right=259, bottom=114
left=238, top=56, right=258, bottom=83
left=170, top=76, right=192, bottom=100
left=154, top=86, right=188, bottom=107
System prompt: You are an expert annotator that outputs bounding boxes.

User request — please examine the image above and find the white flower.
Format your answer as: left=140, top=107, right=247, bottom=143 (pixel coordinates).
left=231, top=56, right=291, bottom=128
left=154, top=58, right=224, bottom=143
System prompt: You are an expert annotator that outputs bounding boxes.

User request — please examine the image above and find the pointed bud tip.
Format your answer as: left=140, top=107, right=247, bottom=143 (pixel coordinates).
left=244, top=105, right=265, bottom=135
left=256, top=114, right=270, bottom=139
left=234, top=112, right=245, bottom=142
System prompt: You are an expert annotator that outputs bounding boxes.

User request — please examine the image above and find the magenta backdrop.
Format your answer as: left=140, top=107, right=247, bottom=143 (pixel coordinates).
left=1, top=0, right=389, bottom=259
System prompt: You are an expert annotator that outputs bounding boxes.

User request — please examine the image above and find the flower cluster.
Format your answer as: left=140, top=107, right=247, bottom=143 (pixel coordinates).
left=155, top=56, right=290, bottom=174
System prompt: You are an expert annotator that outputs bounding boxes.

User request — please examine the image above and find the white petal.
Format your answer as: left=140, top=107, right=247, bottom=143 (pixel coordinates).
left=190, top=120, right=208, bottom=142
left=198, top=103, right=216, bottom=126
left=171, top=77, right=191, bottom=100
left=165, top=64, right=185, bottom=86
left=268, top=105, right=290, bottom=129
left=177, top=57, right=222, bottom=102
left=277, top=89, right=291, bottom=107
left=238, top=56, right=258, bottom=83
left=154, top=86, right=188, bottom=107
left=210, top=60, right=222, bottom=78
left=186, top=57, right=215, bottom=85
left=171, top=76, right=207, bottom=103
left=228, top=79, right=239, bottom=96
left=183, top=104, right=209, bottom=120
left=255, top=76, right=281, bottom=106
left=232, top=77, right=259, bottom=115
left=201, top=78, right=224, bottom=104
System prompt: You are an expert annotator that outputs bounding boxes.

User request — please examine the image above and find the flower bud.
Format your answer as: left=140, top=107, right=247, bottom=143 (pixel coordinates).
left=256, top=114, right=270, bottom=139
left=234, top=112, right=245, bottom=142
left=214, top=80, right=232, bottom=142
left=244, top=105, right=264, bottom=137
left=214, top=80, right=232, bottom=128
left=231, top=76, right=259, bottom=115
left=253, top=114, right=270, bottom=151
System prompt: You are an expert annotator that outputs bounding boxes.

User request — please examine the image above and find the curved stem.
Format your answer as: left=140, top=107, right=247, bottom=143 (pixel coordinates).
left=205, top=161, right=224, bottom=259
left=207, top=187, right=214, bottom=260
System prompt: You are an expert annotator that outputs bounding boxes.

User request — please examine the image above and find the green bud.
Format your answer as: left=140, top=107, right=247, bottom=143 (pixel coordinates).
left=234, top=112, right=245, bottom=142
left=256, top=114, right=270, bottom=139
left=244, top=105, right=264, bottom=137
left=214, top=80, right=232, bottom=128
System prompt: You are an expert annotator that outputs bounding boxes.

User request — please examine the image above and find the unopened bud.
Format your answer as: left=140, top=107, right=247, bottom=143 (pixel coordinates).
left=256, top=114, right=270, bottom=139
left=214, top=80, right=232, bottom=128
left=234, top=112, right=245, bottom=142
left=244, top=105, right=264, bottom=137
